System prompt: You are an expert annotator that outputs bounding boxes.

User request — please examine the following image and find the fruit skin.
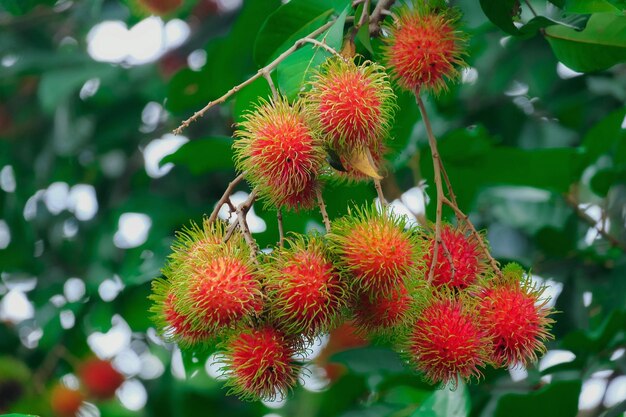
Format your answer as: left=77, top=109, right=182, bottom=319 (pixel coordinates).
left=478, top=264, right=554, bottom=367
left=307, top=58, right=396, bottom=154
left=383, top=1, right=467, bottom=95
left=50, top=384, right=84, bottom=417
left=421, top=224, right=488, bottom=289
left=221, top=326, right=302, bottom=401
left=264, top=235, right=348, bottom=337
left=78, top=358, right=124, bottom=400
left=234, top=97, right=324, bottom=211
left=352, top=284, right=417, bottom=338
left=405, top=293, right=491, bottom=386
left=327, top=205, right=422, bottom=296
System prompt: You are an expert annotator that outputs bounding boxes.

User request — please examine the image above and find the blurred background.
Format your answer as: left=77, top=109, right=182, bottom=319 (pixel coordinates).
left=0, top=0, right=625, bottom=416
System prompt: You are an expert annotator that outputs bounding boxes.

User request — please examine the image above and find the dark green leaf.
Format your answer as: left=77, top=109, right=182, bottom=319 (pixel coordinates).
left=329, top=347, right=406, bottom=376
left=411, top=382, right=470, bottom=417
left=561, top=309, right=626, bottom=354
left=544, top=13, right=626, bottom=72
left=161, top=137, right=234, bottom=174
left=565, top=0, right=624, bottom=13
left=494, top=380, right=582, bottom=417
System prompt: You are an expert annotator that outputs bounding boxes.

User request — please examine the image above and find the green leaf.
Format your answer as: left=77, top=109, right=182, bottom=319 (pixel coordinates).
left=478, top=0, right=522, bottom=36
left=565, top=0, right=624, bottom=13
left=561, top=309, right=626, bottom=354
left=276, top=6, right=348, bottom=101
left=1, top=414, right=40, bottom=417
left=544, top=13, right=626, bottom=72
left=493, top=380, right=582, bottom=417
left=581, top=107, right=626, bottom=164
left=411, top=382, right=470, bottom=417
left=161, top=136, right=235, bottom=174
left=329, top=346, right=406, bottom=376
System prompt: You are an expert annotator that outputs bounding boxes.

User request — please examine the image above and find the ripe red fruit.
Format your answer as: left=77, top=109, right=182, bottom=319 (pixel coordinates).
left=328, top=206, right=421, bottom=295
left=79, top=358, right=124, bottom=400
left=406, top=295, right=490, bottom=385
left=422, top=224, right=486, bottom=289
left=222, top=327, right=301, bottom=401
left=265, top=236, right=347, bottom=336
left=352, top=285, right=415, bottom=337
left=234, top=97, right=324, bottom=211
left=50, top=384, right=83, bottom=417
left=478, top=266, right=554, bottom=366
left=308, top=58, right=396, bottom=154
left=383, top=3, right=466, bottom=94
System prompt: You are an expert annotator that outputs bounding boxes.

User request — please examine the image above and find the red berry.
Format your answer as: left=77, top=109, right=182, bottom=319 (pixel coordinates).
left=308, top=58, right=396, bottom=154
left=265, top=236, right=347, bottom=336
left=383, top=4, right=466, bottom=94
left=406, top=295, right=490, bottom=385
left=478, top=269, right=554, bottom=366
left=50, top=384, right=83, bottom=417
left=222, top=327, right=301, bottom=401
left=329, top=206, right=421, bottom=295
left=234, top=97, right=324, bottom=210
left=422, top=224, right=486, bottom=289
left=79, top=358, right=124, bottom=400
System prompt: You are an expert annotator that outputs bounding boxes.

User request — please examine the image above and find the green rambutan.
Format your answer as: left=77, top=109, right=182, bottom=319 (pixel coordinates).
left=478, top=264, right=554, bottom=367
left=328, top=205, right=421, bottom=295
left=405, top=292, right=491, bottom=386
left=307, top=58, right=396, bottom=154
left=264, top=235, right=348, bottom=337
left=383, top=2, right=467, bottom=95
left=234, top=97, right=324, bottom=211
left=221, top=326, right=302, bottom=401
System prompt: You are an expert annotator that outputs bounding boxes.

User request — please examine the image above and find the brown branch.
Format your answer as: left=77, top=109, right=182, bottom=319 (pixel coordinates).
left=417, top=95, right=444, bottom=284
left=441, top=196, right=502, bottom=278
left=374, top=179, right=387, bottom=206
left=565, top=193, right=626, bottom=253
left=438, top=158, right=458, bottom=208
left=316, top=188, right=332, bottom=233
left=208, top=172, right=246, bottom=224
left=369, top=0, right=396, bottom=35
left=262, top=70, right=278, bottom=101
left=277, top=209, right=285, bottom=248
left=222, top=189, right=260, bottom=261
left=302, top=37, right=346, bottom=59
left=173, top=20, right=336, bottom=134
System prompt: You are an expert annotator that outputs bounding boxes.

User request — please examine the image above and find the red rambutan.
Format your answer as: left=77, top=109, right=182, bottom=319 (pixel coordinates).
left=307, top=58, right=396, bottom=153
left=406, top=295, right=491, bottom=386
left=478, top=264, right=554, bottom=367
left=328, top=205, right=421, bottom=295
left=222, top=326, right=301, bottom=401
left=265, top=235, right=347, bottom=336
left=50, top=384, right=84, bottom=417
left=422, top=224, right=487, bottom=289
left=78, top=358, right=124, bottom=400
left=383, top=2, right=466, bottom=95
left=234, top=97, right=324, bottom=211
left=352, top=284, right=415, bottom=337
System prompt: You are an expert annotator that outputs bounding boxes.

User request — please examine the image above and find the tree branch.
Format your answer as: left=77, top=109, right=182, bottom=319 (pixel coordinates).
left=369, top=0, right=396, bottom=35
left=208, top=172, right=245, bottom=224
left=277, top=209, right=285, bottom=248
left=316, top=188, right=332, bottom=233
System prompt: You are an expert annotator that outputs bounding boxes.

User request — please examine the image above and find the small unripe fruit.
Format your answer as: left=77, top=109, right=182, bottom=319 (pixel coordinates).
left=265, top=235, right=347, bottom=336
left=328, top=206, right=421, bottom=295
left=78, top=358, right=124, bottom=400
left=308, top=58, right=396, bottom=154
left=50, top=384, right=83, bottom=417
left=222, top=326, right=301, bottom=401
left=383, top=3, right=466, bottom=94
left=422, top=224, right=487, bottom=289
left=478, top=265, right=554, bottom=367
left=234, top=97, right=324, bottom=210
left=406, top=295, right=490, bottom=385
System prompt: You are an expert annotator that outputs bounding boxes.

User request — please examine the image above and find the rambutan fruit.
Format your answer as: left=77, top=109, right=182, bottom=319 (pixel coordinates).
left=221, top=326, right=302, bottom=401
left=383, top=2, right=467, bottom=95
left=328, top=205, right=421, bottom=296
left=405, top=294, right=491, bottom=386
left=50, top=384, right=83, bottom=417
left=352, top=284, right=416, bottom=337
left=234, top=97, right=324, bottom=211
left=78, top=358, right=124, bottom=400
left=421, top=224, right=488, bottom=289
left=264, top=235, right=347, bottom=337
left=478, top=265, right=554, bottom=367
left=307, top=58, right=396, bottom=154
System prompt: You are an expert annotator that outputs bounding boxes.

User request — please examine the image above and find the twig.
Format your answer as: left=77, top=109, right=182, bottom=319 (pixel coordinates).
left=302, top=37, right=346, bottom=59
left=441, top=196, right=502, bottom=278
left=369, top=0, right=396, bottom=35
left=374, top=179, right=387, bottom=206
left=316, top=188, right=332, bottom=233
left=208, top=172, right=245, bottom=224
left=417, top=95, right=444, bottom=284
left=565, top=193, right=626, bottom=253
left=523, top=0, right=539, bottom=17
left=236, top=190, right=260, bottom=259
left=277, top=209, right=285, bottom=248
left=173, top=20, right=336, bottom=134
left=356, top=0, right=370, bottom=29
left=262, top=70, right=278, bottom=101
left=440, top=238, right=456, bottom=280
left=438, top=159, right=458, bottom=208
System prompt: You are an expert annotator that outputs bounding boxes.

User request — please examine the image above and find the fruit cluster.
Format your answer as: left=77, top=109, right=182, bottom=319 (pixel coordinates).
left=149, top=1, right=555, bottom=402
left=50, top=358, right=124, bottom=417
